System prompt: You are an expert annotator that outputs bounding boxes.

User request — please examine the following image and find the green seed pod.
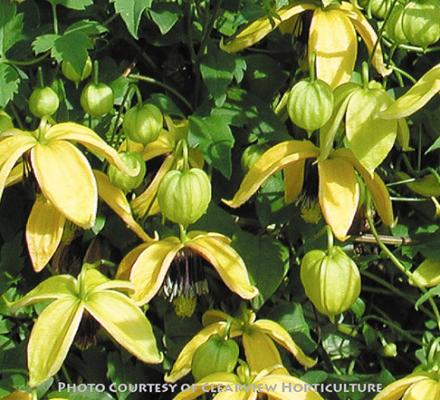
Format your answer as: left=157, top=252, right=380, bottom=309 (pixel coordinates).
left=107, top=152, right=146, bottom=192
left=191, top=334, right=239, bottom=382
left=62, top=56, right=93, bottom=84
left=240, top=143, right=269, bottom=173
left=80, top=83, right=114, bottom=117
left=287, top=79, right=334, bottom=133
left=385, top=4, right=409, bottom=44
left=0, top=109, right=13, bottom=133
left=157, top=168, right=212, bottom=226
left=29, top=87, right=59, bottom=118
left=402, top=0, right=440, bottom=47
left=123, top=103, right=163, bottom=145
left=300, top=246, right=361, bottom=321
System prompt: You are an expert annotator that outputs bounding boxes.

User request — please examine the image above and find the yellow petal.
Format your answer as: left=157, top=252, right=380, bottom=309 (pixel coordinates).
left=284, top=160, right=305, bottom=204
left=9, top=275, right=77, bottom=311
left=129, top=237, right=183, bottom=304
left=397, top=172, right=440, bottom=197
left=380, top=65, right=440, bottom=119
left=224, top=141, right=319, bottom=208
left=397, top=118, right=413, bottom=151
left=257, top=375, right=324, bottom=399
left=242, top=329, right=285, bottom=373
left=186, top=234, right=259, bottom=300
left=45, top=122, right=136, bottom=175
left=26, top=196, right=66, bottom=272
left=374, top=373, right=433, bottom=400
left=1, top=391, right=32, bottom=400
left=333, top=148, right=394, bottom=226
left=401, top=379, right=440, bottom=400
left=173, top=373, right=239, bottom=400
left=131, top=155, right=175, bottom=218
left=309, top=8, right=357, bottom=88
left=0, top=134, right=36, bottom=201
left=142, top=130, right=175, bottom=161
left=165, top=321, right=227, bottom=383
left=31, top=141, right=98, bottom=229
left=253, top=319, right=317, bottom=368
left=0, top=130, right=35, bottom=167
left=85, top=291, right=162, bottom=363
left=412, top=259, right=440, bottom=288
left=202, top=310, right=231, bottom=326
left=6, top=163, right=24, bottom=187
left=318, top=158, right=360, bottom=241
left=186, top=230, right=231, bottom=243
left=221, top=4, right=315, bottom=53
left=116, top=243, right=150, bottom=280
left=28, top=297, right=84, bottom=387
left=93, top=170, right=154, bottom=242
left=340, top=2, right=391, bottom=77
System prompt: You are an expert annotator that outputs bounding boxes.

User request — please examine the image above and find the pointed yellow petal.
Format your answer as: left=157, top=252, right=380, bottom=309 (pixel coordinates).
left=309, top=8, right=357, bottom=88
left=380, top=65, right=440, bottom=119
left=186, top=235, right=259, bottom=299
left=45, top=122, right=135, bottom=175
left=214, top=392, right=248, bottom=400
left=28, top=298, right=84, bottom=387
left=131, top=156, right=175, bottom=218
left=116, top=243, right=150, bottom=280
left=412, top=259, right=440, bottom=288
left=340, top=2, right=391, bottom=77
left=6, top=163, right=24, bottom=188
left=374, top=373, right=433, bottom=400
left=253, top=319, right=317, bottom=368
left=174, top=373, right=239, bottom=400
left=242, top=329, right=284, bottom=373
left=401, top=379, right=440, bottom=400
left=1, top=391, right=33, bottom=400
left=129, top=237, right=183, bottom=304
left=26, top=196, right=66, bottom=272
left=318, top=158, right=360, bottom=241
left=165, top=321, right=227, bottom=382
left=284, top=160, right=305, bottom=204
left=142, top=130, right=175, bottom=161
left=0, top=130, right=35, bottom=167
left=0, top=134, right=35, bottom=201
left=221, top=4, right=314, bottom=53
left=257, top=375, right=324, bottom=399
left=397, top=118, right=413, bottom=151
left=202, top=310, right=231, bottom=326
left=10, top=275, right=77, bottom=311
left=93, top=170, right=154, bottom=242
left=186, top=230, right=231, bottom=243
left=224, top=141, right=319, bottom=208
left=85, top=291, right=162, bottom=363
left=333, top=148, right=394, bottom=226
left=31, top=141, right=98, bottom=229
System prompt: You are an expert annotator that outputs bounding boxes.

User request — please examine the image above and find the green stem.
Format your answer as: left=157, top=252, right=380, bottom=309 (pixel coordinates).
left=128, top=74, right=193, bottom=111
left=6, top=51, right=50, bottom=67
left=93, top=60, right=99, bottom=85
left=309, top=52, right=316, bottom=82
left=362, top=62, right=369, bottom=89
left=51, top=3, right=59, bottom=35
left=179, top=224, right=187, bottom=242
left=37, top=66, right=44, bottom=87
left=110, top=84, right=134, bottom=147
left=366, top=195, right=440, bottom=330
left=326, top=225, right=334, bottom=253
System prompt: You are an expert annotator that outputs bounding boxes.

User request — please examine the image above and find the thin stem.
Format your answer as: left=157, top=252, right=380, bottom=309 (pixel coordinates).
left=6, top=51, right=50, bottom=67
left=326, top=225, right=334, bottom=253
left=179, top=224, right=187, bottom=242
left=37, top=66, right=44, bottom=87
left=128, top=74, right=193, bottom=111
left=93, top=60, right=99, bottom=85
left=51, top=3, right=59, bottom=35
left=309, top=52, right=316, bottom=82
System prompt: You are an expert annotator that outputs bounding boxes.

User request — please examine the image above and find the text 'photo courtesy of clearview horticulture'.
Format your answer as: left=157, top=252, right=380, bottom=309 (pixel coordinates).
left=0, top=0, right=440, bottom=399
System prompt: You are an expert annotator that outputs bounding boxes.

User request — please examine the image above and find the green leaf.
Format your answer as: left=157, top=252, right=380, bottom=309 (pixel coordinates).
left=149, top=3, right=182, bottom=35
left=65, top=20, right=108, bottom=36
left=51, top=31, right=92, bottom=74
left=0, top=0, right=24, bottom=57
left=0, top=64, right=20, bottom=107
left=415, top=285, right=440, bottom=309
left=32, top=34, right=60, bottom=54
left=48, top=0, right=94, bottom=10
left=426, top=136, right=440, bottom=153
left=111, top=0, right=152, bottom=39
left=188, top=114, right=234, bottom=178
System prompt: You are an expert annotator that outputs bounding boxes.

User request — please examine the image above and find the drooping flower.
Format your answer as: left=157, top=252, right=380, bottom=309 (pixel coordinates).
left=224, top=140, right=394, bottom=241
left=8, top=264, right=162, bottom=387
left=221, top=1, right=390, bottom=88
left=166, top=309, right=316, bottom=383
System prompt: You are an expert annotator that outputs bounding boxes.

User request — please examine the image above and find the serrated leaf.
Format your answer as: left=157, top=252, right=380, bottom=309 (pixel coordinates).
left=149, top=3, right=182, bottom=35
left=48, top=0, right=93, bottom=10
left=51, top=31, right=92, bottom=74
left=0, top=0, right=24, bottom=57
left=112, top=0, right=152, bottom=39
left=32, top=34, right=59, bottom=54
left=188, top=114, right=234, bottom=178
left=0, top=64, right=20, bottom=107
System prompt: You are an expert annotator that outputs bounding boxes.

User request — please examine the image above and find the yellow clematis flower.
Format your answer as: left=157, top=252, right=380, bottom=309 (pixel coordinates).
left=173, top=363, right=323, bottom=400
left=25, top=170, right=153, bottom=272
left=166, top=309, right=316, bottom=383
left=0, top=121, right=135, bottom=229
left=373, top=372, right=440, bottom=400
left=221, top=1, right=390, bottom=88
left=381, top=63, right=440, bottom=119
left=224, top=140, right=394, bottom=241
left=1, top=391, right=32, bottom=400
left=8, top=264, right=162, bottom=388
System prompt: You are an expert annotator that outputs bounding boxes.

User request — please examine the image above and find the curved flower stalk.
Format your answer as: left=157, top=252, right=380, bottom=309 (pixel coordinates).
left=8, top=264, right=162, bottom=388
left=129, top=117, right=203, bottom=218
left=0, top=122, right=135, bottom=228
left=25, top=170, right=154, bottom=272
left=116, top=231, right=258, bottom=306
left=380, top=64, right=440, bottom=119
left=166, top=309, right=316, bottom=383
left=221, top=1, right=390, bottom=88
left=174, top=363, right=323, bottom=400
left=224, top=140, right=394, bottom=241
